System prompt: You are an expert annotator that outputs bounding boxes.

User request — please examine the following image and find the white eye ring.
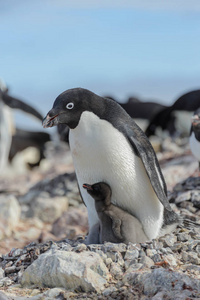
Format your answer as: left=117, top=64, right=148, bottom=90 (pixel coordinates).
left=66, top=102, right=74, bottom=110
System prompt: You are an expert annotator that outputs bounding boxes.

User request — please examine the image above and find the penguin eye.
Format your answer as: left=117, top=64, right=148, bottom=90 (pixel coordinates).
left=66, top=102, right=74, bottom=110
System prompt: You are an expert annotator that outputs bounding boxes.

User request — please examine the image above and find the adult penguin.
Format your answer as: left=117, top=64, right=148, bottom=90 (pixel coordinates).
left=43, top=88, right=173, bottom=244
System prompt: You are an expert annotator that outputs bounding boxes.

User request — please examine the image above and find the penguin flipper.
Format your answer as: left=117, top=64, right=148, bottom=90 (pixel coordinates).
left=128, top=132, right=172, bottom=211
left=106, top=211, right=123, bottom=240
left=2, top=93, right=43, bottom=121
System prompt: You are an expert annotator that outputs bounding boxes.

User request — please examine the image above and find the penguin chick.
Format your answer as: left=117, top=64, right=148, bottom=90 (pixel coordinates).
left=189, top=108, right=200, bottom=173
left=83, top=182, right=149, bottom=244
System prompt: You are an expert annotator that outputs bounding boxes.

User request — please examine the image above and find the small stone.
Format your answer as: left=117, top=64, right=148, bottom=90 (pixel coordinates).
left=151, top=240, right=163, bottom=250
left=187, top=240, right=200, bottom=251
left=139, top=249, right=146, bottom=257
left=126, top=263, right=143, bottom=273
left=162, top=234, right=177, bottom=247
left=127, top=243, right=141, bottom=250
left=151, top=254, right=162, bottom=263
left=164, top=254, right=177, bottom=267
left=182, top=251, right=200, bottom=265
left=30, top=288, right=41, bottom=296
left=102, top=286, right=117, bottom=296
left=196, top=245, right=200, bottom=256
left=11, top=248, right=23, bottom=257
left=191, top=191, right=200, bottom=209
left=0, top=268, right=4, bottom=280
left=110, top=262, right=123, bottom=280
left=105, top=258, right=112, bottom=266
left=0, top=278, right=13, bottom=287
left=73, top=243, right=87, bottom=252
left=124, top=249, right=139, bottom=261
left=177, top=233, right=191, bottom=242
left=146, top=249, right=157, bottom=257
left=102, top=242, right=127, bottom=253
left=175, top=191, right=191, bottom=203
left=171, top=243, right=183, bottom=252
left=139, top=255, right=154, bottom=268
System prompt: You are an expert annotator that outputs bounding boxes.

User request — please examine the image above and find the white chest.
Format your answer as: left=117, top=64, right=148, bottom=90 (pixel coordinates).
left=69, top=111, right=163, bottom=239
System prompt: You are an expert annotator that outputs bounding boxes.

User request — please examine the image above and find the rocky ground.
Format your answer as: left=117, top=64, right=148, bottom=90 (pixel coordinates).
left=0, top=138, right=200, bottom=299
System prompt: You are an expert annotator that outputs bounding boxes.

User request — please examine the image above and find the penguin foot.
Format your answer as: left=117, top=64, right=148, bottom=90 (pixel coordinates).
left=84, top=223, right=100, bottom=245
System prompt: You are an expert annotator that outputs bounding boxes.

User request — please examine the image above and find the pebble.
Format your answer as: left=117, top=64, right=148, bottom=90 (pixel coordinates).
left=124, top=249, right=139, bottom=261
left=109, top=263, right=123, bottom=280
left=177, top=233, right=191, bottom=242
left=139, top=255, right=154, bottom=268
left=0, top=162, right=200, bottom=298
left=0, top=268, right=4, bottom=280
left=0, top=278, right=13, bottom=287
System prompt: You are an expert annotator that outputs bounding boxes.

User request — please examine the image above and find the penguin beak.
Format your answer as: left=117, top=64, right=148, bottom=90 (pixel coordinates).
left=83, top=183, right=93, bottom=191
left=42, top=108, right=61, bottom=128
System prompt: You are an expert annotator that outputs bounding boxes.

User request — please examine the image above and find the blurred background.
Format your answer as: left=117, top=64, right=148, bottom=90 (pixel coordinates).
left=1, top=0, right=200, bottom=130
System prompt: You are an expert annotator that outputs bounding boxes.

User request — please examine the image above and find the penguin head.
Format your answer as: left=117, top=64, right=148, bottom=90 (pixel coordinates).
left=83, top=182, right=112, bottom=205
left=43, top=88, right=106, bottom=129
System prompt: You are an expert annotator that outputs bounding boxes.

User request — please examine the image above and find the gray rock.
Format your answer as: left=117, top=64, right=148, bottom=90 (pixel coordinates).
left=191, top=190, right=200, bottom=204
left=171, top=242, right=183, bottom=252
left=102, top=286, right=117, bottom=296
left=0, top=195, right=21, bottom=240
left=187, top=240, right=200, bottom=251
left=0, top=268, right=4, bottom=280
left=0, top=291, right=12, bottom=300
left=139, top=255, right=154, bottom=268
left=0, top=277, right=13, bottom=287
left=125, top=263, right=143, bottom=274
left=126, top=268, right=200, bottom=296
left=164, top=254, right=178, bottom=267
left=106, top=251, right=123, bottom=264
left=161, top=234, right=177, bottom=247
left=29, top=196, right=68, bottom=223
left=182, top=251, right=200, bottom=265
left=22, top=249, right=109, bottom=292
left=175, top=191, right=191, bottom=203
left=146, top=249, right=157, bottom=257
left=102, top=242, right=127, bottom=253
left=151, top=254, right=162, bottom=263
left=109, top=262, right=123, bottom=280
left=73, top=243, right=87, bottom=252
left=196, top=245, right=200, bottom=255
left=124, top=249, right=139, bottom=261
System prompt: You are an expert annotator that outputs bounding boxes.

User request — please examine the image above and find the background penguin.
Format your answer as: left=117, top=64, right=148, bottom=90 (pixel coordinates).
left=0, top=80, right=13, bottom=171
left=83, top=182, right=149, bottom=244
left=9, top=129, right=50, bottom=168
left=0, top=81, right=50, bottom=169
left=145, top=90, right=200, bottom=138
left=43, top=87, right=173, bottom=244
left=189, top=108, right=200, bottom=173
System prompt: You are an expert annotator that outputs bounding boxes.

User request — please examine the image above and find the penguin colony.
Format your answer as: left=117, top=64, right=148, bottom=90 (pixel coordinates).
left=43, top=87, right=182, bottom=244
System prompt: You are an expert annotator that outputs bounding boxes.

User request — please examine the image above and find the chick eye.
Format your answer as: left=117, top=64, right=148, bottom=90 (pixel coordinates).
left=66, top=102, right=74, bottom=110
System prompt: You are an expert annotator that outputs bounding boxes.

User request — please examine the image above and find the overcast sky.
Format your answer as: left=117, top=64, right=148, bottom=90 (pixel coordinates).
left=1, top=0, right=200, bottom=129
